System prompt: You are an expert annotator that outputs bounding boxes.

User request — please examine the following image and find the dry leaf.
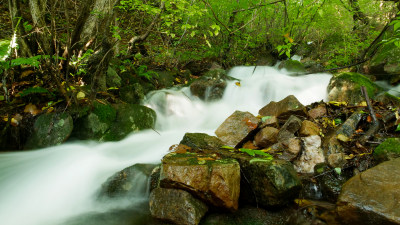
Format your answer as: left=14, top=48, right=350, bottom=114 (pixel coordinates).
left=11, top=113, right=23, bottom=126
left=24, top=103, right=41, bottom=115
left=21, top=70, right=35, bottom=78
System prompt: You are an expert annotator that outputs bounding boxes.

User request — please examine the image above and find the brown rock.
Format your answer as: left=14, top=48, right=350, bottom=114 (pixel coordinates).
left=215, top=111, right=259, bottom=147
left=160, top=153, right=240, bottom=211
left=308, top=104, right=327, bottom=119
left=287, top=138, right=301, bottom=156
left=260, top=116, right=279, bottom=128
left=259, top=95, right=307, bottom=120
left=328, top=153, right=347, bottom=168
left=300, top=120, right=320, bottom=136
left=277, top=115, right=302, bottom=147
left=254, top=127, right=279, bottom=148
left=337, top=158, right=400, bottom=225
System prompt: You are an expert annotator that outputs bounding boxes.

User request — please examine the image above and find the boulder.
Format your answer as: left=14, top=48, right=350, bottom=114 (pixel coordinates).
left=215, top=111, right=259, bottom=147
left=254, top=127, right=279, bottom=148
left=149, top=188, right=208, bottom=225
left=102, top=104, right=156, bottom=141
left=327, top=72, right=381, bottom=105
left=160, top=153, right=241, bottom=211
left=278, top=59, right=306, bottom=73
left=120, top=83, right=145, bottom=104
left=25, top=112, right=73, bottom=149
left=337, top=158, right=400, bottom=225
left=99, top=164, right=157, bottom=199
left=179, top=133, right=224, bottom=151
left=259, top=95, right=308, bottom=120
left=294, top=135, right=325, bottom=173
left=190, top=69, right=231, bottom=101
left=156, top=70, right=175, bottom=88
left=373, top=138, right=400, bottom=162
left=240, top=159, right=302, bottom=207
left=300, top=120, right=320, bottom=136
left=72, top=102, right=116, bottom=140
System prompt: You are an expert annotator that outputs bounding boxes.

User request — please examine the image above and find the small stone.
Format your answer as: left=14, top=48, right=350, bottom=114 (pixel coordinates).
left=254, top=127, right=279, bottom=148
left=287, top=138, right=301, bottom=156
left=260, top=116, right=279, bottom=128
left=299, top=120, right=320, bottom=136
left=294, top=135, right=325, bottom=173
left=328, top=153, right=347, bottom=168
left=277, top=115, right=302, bottom=147
left=308, top=104, right=327, bottom=119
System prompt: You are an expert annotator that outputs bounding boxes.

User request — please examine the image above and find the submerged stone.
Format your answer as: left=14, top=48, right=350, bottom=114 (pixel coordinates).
left=149, top=188, right=208, bottom=225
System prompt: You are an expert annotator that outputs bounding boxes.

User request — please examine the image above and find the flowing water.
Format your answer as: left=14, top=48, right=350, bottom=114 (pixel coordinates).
left=0, top=66, right=332, bottom=225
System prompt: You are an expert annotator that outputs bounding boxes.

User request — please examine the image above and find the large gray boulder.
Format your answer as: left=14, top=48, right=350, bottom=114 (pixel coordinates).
left=149, top=188, right=208, bottom=225
left=25, top=112, right=73, bottom=149
left=337, top=158, right=400, bottom=225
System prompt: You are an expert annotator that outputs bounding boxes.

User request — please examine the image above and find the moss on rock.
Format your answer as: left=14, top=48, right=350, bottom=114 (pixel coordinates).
left=374, top=138, right=400, bottom=162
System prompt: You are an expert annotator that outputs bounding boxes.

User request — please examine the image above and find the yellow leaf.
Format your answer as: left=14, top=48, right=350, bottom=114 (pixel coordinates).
left=235, top=82, right=241, bottom=86
left=77, top=91, right=85, bottom=100
left=24, top=103, right=41, bottom=115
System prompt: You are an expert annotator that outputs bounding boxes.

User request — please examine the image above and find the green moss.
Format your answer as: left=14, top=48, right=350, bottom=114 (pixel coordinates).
left=335, top=72, right=381, bottom=98
left=279, top=59, right=306, bottom=72
left=374, top=138, right=400, bottom=159
left=92, top=102, right=116, bottom=124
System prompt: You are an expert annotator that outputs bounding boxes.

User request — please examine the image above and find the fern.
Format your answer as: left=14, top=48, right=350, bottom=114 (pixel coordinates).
left=18, top=87, right=54, bottom=97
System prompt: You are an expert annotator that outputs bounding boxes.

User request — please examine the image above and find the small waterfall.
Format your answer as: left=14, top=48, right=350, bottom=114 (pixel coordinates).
left=0, top=66, right=332, bottom=225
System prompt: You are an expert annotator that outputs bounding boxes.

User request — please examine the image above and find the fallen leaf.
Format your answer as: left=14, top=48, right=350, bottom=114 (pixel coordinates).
left=235, top=82, right=241, bottom=86
left=21, top=70, right=35, bottom=78
left=367, top=115, right=372, bottom=123
left=24, top=103, right=41, bottom=115
left=11, top=113, right=23, bottom=126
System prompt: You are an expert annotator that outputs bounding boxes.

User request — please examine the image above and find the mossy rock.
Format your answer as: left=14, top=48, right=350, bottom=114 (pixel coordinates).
left=327, top=72, right=382, bottom=105
left=190, top=69, right=233, bottom=101
left=179, top=133, right=224, bottom=151
left=368, top=42, right=400, bottom=76
left=278, top=59, right=306, bottom=73
left=102, top=104, right=156, bottom=141
left=120, top=83, right=145, bottom=104
left=25, top=112, right=73, bottom=149
left=106, top=66, right=121, bottom=87
left=72, top=102, right=116, bottom=140
left=373, top=138, right=400, bottom=162
left=375, top=92, right=400, bottom=107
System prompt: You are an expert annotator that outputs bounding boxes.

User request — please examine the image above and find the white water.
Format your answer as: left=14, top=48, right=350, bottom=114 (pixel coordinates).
left=0, top=66, right=332, bottom=225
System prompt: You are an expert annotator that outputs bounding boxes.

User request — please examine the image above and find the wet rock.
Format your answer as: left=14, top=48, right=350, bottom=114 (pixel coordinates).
left=278, top=59, right=306, bottom=73
left=294, top=135, right=325, bottom=173
left=150, top=165, right=161, bottom=192
left=190, top=69, right=230, bottom=101
left=106, top=66, right=121, bottom=87
left=308, top=104, right=327, bottom=119
left=300, top=120, right=320, bottom=136
left=149, top=188, right=208, bottom=225
left=277, top=115, right=302, bottom=147
left=322, top=132, right=346, bottom=156
left=25, top=112, right=73, bottom=149
left=215, top=111, right=259, bottom=147
left=254, top=127, right=279, bottom=148
left=335, top=111, right=362, bottom=142
left=373, top=138, right=400, bottom=162
left=179, top=133, right=223, bottom=151
left=160, top=153, right=240, bottom=211
left=327, top=72, right=381, bottom=105
left=314, top=164, right=349, bottom=202
left=255, top=54, right=277, bottom=66
left=240, top=159, right=301, bottom=207
left=102, top=104, right=156, bottom=141
left=120, top=83, right=145, bottom=104
left=375, top=92, right=400, bottom=107
left=99, top=164, right=157, bottom=199
left=259, top=95, right=308, bottom=120
left=287, top=137, right=302, bottom=156
left=72, top=102, right=116, bottom=140
left=337, top=158, right=400, bottom=225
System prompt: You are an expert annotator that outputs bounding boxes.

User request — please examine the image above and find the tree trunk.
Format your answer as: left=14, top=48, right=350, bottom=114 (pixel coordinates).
left=29, top=0, right=53, bottom=55
left=8, top=0, right=33, bottom=57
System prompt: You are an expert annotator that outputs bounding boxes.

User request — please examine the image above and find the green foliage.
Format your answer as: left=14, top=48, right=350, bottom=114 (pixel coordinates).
left=239, top=148, right=273, bottom=158
left=18, top=87, right=53, bottom=97
left=134, top=65, right=158, bottom=81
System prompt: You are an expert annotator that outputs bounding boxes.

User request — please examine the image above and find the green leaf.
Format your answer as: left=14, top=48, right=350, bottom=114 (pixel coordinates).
left=18, top=87, right=53, bottom=97
left=250, top=158, right=273, bottom=163
left=221, top=145, right=235, bottom=150
left=396, top=125, right=400, bottom=132
left=261, top=116, right=272, bottom=123
left=239, top=148, right=255, bottom=156
left=334, top=167, right=341, bottom=175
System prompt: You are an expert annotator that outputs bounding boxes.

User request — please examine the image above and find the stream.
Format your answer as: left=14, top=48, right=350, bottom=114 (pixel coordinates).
left=0, top=66, right=332, bottom=225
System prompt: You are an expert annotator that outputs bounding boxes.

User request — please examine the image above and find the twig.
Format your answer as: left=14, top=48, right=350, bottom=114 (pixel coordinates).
left=359, top=86, right=380, bottom=143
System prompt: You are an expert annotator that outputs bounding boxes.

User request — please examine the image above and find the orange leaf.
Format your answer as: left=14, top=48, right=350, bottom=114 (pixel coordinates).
left=367, top=115, right=372, bottom=123
left=355, top=129, right=364, bottom=133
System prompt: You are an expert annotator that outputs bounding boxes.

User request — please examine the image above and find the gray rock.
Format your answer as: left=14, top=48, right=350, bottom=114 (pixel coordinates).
left=215, top=111, right=259, bottom=147
left=149, top=188, right=208, bottom=225
left=277, top=115, right=302, bottom=147
left=25, top=112, right=73, bottom=149
left=99, top=164, right=157, bottom=199
left=120, top=83, right=145, bottom=104
left=337, top=158, right=400, bottom=225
